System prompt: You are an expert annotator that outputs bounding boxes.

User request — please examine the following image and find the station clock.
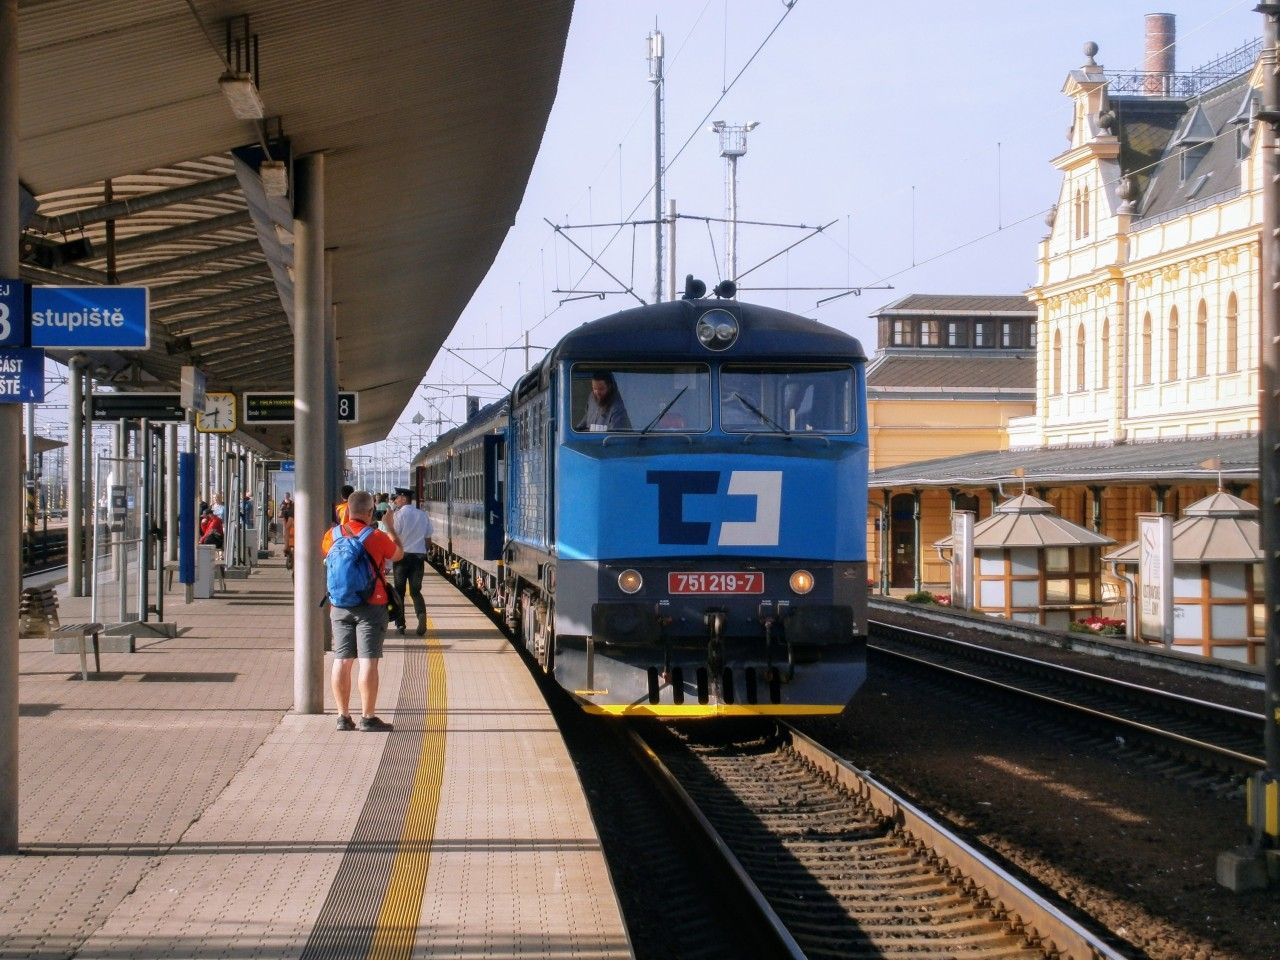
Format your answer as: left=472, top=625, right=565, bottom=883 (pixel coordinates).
left=196, top=391, right=238, bottom=433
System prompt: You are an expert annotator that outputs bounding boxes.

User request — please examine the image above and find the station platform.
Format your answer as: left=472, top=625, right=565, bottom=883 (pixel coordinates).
left=2, top=558, right=632, bottom=959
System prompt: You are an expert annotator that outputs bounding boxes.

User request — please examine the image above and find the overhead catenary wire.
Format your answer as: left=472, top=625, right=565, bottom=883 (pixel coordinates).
left=418, top=1, right=1253, bottom=438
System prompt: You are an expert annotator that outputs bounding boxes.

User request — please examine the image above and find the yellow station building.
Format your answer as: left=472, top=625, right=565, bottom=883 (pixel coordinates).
left=868, top=19, right=1263, bottom=658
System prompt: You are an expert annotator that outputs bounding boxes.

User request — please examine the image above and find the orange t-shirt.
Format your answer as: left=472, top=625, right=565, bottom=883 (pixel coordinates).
left=321, top=521, right=398, bottom=605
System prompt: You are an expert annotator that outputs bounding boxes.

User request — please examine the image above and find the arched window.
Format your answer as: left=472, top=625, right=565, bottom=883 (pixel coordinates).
left=1052, top=329, right=1062, bottom=394
left=1081, top=184, right=1090, bottom=238
left=1141, top=312, right=1153, bottom=384
left=1073, top=189, right=1082, bottom=240
left=1100, top=318, right=1110, bottom=389
left=1166, top=305, right=1179, bottom=381
left=1075, top=324, right=1086, bottom=391
left=1194, top=299, right=1208, bottom=377
left=1224, top=292, right=1239, bottom=373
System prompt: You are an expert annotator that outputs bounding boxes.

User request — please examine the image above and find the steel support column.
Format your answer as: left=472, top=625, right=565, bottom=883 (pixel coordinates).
left=68, top=357, right=85, bottom=596
left=911, top=489, right=922, bottom=594
left=82, top=366, right=94, bottom=596
left=1258, top=0, right=1280, bottom=818
left=166, top=423, right=179, bottom=563
left=0, top=0, right=19, bottom=853
left=294, top=155, right=326, bottom=714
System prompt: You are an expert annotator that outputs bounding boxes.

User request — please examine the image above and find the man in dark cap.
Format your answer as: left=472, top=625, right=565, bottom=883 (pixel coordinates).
left=384, top=487, right=432, bottom=636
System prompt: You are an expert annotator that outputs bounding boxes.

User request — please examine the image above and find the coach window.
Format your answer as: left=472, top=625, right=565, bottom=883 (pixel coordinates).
left=569, top=363, right=711, bottom=434
left=720, top=364, right=855, bottom=434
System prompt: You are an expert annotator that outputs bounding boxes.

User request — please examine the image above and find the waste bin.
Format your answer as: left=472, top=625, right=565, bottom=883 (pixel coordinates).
left=195, top=544, right=217, bottom=598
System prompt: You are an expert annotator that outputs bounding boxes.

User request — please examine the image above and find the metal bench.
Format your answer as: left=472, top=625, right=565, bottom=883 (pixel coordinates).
left=53, top=622, right=104, bottom=679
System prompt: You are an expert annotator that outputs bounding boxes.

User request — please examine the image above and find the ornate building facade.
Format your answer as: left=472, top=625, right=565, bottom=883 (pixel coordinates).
left=1016, top=29, right=1261, bottom=447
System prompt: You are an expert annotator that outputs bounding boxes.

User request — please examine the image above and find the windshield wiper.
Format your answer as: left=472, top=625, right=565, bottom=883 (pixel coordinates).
left=640, top=386, right=689, bottom=434
left=731, top=392, right=790, bottom=435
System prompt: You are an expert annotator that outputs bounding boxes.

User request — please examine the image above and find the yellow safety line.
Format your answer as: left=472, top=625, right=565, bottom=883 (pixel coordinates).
left=581, top=702, right=845, bottom=717
left=367, top=619, right=447, bottom=960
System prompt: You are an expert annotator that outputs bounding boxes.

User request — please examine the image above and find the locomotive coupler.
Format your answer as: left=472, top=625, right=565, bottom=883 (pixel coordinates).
left=655, top=604, right=674, bottom=681
left=758, top=601, right=776, bottom=668
left=704, top=609, right=726, bottom=677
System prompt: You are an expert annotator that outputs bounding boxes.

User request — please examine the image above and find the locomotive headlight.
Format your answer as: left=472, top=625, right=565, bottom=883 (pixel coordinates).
left=789, top=569, right=815, bottom=595
left=618, top=569, right=644, bottom=594
left=695, top=309, right=738, bottom=351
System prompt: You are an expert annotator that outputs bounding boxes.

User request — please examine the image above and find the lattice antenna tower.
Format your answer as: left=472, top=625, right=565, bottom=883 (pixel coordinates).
left=648, top=29, right=665, bottom=303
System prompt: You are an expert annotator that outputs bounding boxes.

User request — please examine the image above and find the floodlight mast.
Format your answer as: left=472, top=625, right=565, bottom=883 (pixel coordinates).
left=648, top=30, right=665, bottom=303
left=710, top=121, right=760, bottom=283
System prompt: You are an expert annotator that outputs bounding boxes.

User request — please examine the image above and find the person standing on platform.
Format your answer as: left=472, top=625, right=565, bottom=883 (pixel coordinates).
left=334, top=484, right=355, bottom=524
left=212, top=493, right=226, bottom=520
left=385, top=487, right=432, bottom=637
left=322, top=490, right=402, bottom=732
left=239, top=492, right=254, bottom=529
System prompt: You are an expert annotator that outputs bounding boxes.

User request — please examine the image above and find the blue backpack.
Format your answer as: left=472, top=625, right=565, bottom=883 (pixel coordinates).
left=325, top=525, right=378, bottom=608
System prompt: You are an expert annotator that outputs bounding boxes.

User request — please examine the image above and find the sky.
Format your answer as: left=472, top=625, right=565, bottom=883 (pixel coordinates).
left=368, top=0, right=1260, bottom=455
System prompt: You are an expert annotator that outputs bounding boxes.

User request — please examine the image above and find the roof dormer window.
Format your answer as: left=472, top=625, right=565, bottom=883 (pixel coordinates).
left=1180, top=144, right=1209, bottom=183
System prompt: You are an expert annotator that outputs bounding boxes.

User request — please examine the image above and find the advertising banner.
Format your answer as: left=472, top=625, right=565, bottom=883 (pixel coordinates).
left=949, top=510, right=974, bottom=610
left=1137, top=513, right=1174, bottom=646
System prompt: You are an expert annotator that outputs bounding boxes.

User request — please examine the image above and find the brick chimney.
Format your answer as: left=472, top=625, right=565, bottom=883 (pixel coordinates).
left=1144, top=13, right=1175, bottom=94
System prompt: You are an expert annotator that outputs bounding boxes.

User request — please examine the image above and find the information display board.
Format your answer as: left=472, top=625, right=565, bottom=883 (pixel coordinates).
left=91, top=392, right=186, bottom=422
left=243, top=391, right=359, bottom=424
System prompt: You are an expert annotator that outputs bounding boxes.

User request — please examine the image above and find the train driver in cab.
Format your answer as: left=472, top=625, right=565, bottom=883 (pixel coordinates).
left=581, top=370, right=631, bottom=432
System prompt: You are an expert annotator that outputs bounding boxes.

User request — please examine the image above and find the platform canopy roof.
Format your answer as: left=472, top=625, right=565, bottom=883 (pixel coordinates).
left=1106, top=492, right=1263, bottom=564
left=935, top=493, right=1114, bottom=550
left=870, top=434, right=1259, bottom=489
left=14, top=0, right=573, bottom=453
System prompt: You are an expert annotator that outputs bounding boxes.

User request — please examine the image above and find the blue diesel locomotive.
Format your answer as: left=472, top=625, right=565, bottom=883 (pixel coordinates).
left=414, top=287, right=868, bottom=716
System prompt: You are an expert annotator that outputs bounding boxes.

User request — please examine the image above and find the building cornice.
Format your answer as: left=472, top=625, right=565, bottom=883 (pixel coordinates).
left=1051, top=138, right=1121, bottom=171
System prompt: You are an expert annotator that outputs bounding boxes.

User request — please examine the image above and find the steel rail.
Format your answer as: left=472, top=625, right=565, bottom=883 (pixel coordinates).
left=870, top=623, right=1265, bottom=770
left=622, top=725, right=807, bottom=960
left=783, top=723, right=1128, bottom=960
left=630, top=722, right=1127, bottom=960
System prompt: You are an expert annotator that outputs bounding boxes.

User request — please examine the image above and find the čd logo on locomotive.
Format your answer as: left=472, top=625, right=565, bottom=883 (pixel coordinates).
left=646, top=469, right=781, bottom=546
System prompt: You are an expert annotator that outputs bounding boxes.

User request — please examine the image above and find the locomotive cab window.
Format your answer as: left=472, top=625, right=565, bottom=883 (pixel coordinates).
left=570, top=364, right=711, bottom=434
left=720, top=364, right=855, bottom=434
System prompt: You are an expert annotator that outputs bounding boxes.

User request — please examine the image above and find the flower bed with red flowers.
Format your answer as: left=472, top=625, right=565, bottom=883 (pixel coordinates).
left=1068, top=615, right=1126, bottom=637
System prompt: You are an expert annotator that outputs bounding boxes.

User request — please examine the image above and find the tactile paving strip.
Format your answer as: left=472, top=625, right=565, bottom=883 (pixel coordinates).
left=300, top=628, right=444, bottom=960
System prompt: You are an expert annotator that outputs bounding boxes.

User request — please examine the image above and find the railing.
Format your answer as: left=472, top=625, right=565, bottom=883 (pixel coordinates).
left=1105, top=38, right=1261, bottom=97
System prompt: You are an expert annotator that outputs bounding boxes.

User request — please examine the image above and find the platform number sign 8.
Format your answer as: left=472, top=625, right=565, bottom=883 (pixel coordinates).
left=0, top=280, right=24, bottom=346
left=337, top=391, right=358, bottom=423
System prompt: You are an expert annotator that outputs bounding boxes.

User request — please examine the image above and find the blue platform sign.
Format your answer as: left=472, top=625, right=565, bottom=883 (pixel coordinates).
left=30, top=286, right=149, bottom=350
left=280, top=461, right=295, bottom=472
left=0, top=280, right=26, bottom=347
left=0, top=348, right=46, bottom=402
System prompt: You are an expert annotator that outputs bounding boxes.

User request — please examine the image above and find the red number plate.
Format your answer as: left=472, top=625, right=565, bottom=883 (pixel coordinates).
left=667, top=571, right=764, bottom=595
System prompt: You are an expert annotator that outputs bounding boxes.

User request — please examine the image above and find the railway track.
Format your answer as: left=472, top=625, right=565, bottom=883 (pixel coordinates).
left=869, top=619, right=1265, bottom=779
left=631, top=720, right=1126, bottom=960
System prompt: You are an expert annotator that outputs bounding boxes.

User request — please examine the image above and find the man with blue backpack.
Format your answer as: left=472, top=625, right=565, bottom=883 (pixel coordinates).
left=322, top=490, right=403, bottom=732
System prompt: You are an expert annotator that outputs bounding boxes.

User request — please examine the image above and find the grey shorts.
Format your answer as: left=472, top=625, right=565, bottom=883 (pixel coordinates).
left=329, top=603, right=389, bottom=659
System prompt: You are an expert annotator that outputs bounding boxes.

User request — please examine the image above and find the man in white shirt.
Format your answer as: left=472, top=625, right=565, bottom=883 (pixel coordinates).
left=384, top=487, right=432, bottom=636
